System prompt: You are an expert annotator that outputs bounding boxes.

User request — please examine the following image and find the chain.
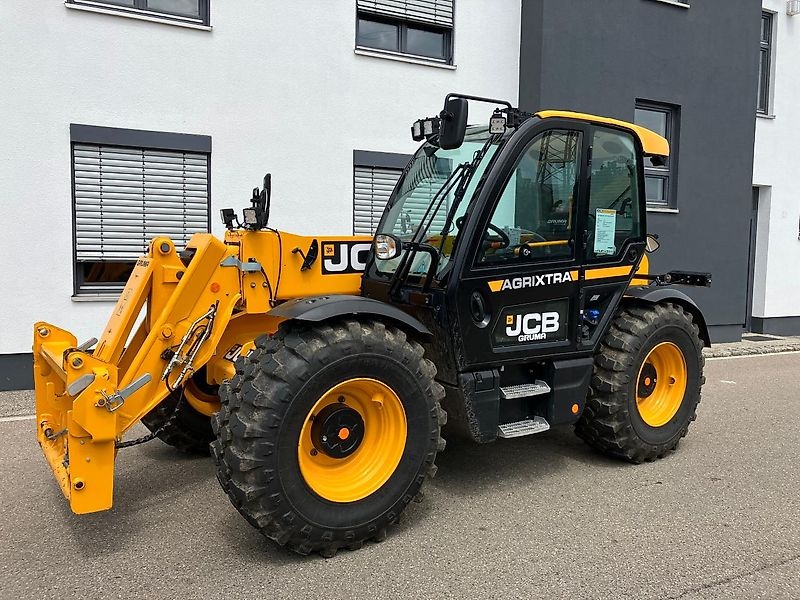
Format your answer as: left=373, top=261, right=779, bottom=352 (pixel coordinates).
left=115, top=387, right=186, bottom=449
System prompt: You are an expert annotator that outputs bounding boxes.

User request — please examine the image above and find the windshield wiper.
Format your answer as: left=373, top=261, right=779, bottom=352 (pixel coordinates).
left=388, top=134, right=501, bottom=300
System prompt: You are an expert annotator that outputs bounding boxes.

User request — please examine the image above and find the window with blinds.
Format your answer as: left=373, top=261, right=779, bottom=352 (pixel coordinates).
left=72, top=141, right=210, bottom=295
left=354, top=166, right=402, bottom=235
left=356, top=0, right=454, bottom=64
left=353, top=155, right=451, bottom=236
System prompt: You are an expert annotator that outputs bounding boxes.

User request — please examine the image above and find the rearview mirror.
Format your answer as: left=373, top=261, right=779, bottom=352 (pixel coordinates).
left=438, top=97, right=468, bottom=150
left=646, top=234, right=660, bottom=253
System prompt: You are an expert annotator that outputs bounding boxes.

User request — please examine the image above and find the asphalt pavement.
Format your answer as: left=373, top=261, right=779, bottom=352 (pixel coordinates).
left=1, top=353, right=799, bottom=600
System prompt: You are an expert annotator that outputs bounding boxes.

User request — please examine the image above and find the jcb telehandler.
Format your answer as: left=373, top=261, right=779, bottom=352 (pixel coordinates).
left=34, top=94, right=711, bottom=557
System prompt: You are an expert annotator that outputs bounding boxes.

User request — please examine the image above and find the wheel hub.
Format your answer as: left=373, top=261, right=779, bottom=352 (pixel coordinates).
left=637, top=363, right=658, bottom=398
left=635, top=341, right=688, bottom=428
left=311, top=404, right=365, bottom=459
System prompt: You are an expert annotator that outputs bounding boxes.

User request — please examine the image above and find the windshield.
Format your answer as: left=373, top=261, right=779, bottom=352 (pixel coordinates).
left=375, top=126, right=504, bottom=278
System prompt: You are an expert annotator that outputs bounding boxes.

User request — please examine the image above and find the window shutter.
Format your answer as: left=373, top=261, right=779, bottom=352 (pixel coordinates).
left=353, top=166, right=402, bottom=235
left=357, top=0, right=454, bottom=27
left=396, top=157, right=450, bottom=234
left=73, top=144, right=209, bottom=261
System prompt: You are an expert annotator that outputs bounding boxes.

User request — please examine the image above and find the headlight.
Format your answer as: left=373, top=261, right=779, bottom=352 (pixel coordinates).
left=374, top=234, right=402, bottom=260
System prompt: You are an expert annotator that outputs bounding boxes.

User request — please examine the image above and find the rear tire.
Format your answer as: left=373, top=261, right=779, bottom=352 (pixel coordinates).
left=141, top=375, right=217, bottom=456
left=575, top=302, right=704, bottom=463
left=211, top=319, right=446, bottom=557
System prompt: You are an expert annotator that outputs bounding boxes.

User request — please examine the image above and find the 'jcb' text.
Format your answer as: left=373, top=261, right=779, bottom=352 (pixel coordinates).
left=505, top=312, right=560, bottom=342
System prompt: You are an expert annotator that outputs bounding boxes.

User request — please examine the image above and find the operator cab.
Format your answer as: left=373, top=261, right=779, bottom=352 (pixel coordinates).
left=363, top=94, right=663, bottom=372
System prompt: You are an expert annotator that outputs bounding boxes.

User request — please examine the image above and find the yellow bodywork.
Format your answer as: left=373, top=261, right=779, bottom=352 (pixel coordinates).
left=537, top=110, right=670, bottom=158
left=34, top=230, right=369, bottom=514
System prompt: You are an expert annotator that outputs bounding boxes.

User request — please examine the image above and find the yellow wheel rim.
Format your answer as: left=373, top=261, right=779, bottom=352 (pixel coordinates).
left=636, top=342, right=687, bottom=427
left=184, top=378, right=221, bottom=417
left=298, top=378, right=407, bottom=503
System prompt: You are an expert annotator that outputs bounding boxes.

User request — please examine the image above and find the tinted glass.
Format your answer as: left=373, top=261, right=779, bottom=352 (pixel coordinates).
left=406, top=26, right=446, bottom=59
left=588, top=128, right=642, bottom=258
left=634, top=107, right=667, bottom=138
left=146, top=0, right=200, bottom=17
left=645, top=176, right=666, bottom=204
left=758, top=48, right=770, bottom=113
left=358, top=18, right=400, bottom=52
left=479, top=129, right=581, bottom=264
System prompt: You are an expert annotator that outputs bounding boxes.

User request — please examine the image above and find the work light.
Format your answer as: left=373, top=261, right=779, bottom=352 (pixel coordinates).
left=242, top=208, right=258, bottom=226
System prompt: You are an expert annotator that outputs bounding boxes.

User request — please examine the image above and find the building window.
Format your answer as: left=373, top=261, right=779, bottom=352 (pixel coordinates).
left=70, top=124, right=211, bottom=296
left=66, top=0, right=210, bottom=26
left=353, top=151, right=409, bottom=235
left=356, top=0, right=454, bottom=64
left=634, top=101, right=680, bottom=208
left=758, top=11, right=774, bottom=115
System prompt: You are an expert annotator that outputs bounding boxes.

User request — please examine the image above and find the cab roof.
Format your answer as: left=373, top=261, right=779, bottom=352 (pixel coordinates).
left=536, top=110, right=670, bottom=157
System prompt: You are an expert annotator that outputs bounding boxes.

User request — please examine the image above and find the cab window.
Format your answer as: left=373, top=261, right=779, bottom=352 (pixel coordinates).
left=478, top=129, right=582, bottom=264
left=587, top=128, right=643, bottom=259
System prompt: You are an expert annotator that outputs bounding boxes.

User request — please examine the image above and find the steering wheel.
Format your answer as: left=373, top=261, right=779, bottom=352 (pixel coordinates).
left=486, top=222, right=511, bottom=248
left=455, top=216, right=510, bottom=249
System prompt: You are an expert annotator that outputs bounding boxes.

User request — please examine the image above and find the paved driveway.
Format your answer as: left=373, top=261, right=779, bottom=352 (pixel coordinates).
left=1, top=353, right=799, bottom=599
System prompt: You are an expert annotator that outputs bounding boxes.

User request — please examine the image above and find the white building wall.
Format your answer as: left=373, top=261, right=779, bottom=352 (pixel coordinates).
left=0, top=0, right=521, bottom=354
left=752, top=0, right=800, bottom=323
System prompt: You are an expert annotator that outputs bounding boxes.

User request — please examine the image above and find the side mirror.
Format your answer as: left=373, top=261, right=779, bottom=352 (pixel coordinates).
left=438, top=97, right=468, bottom=150
left=374, top=234, right=402, bottom=260
left=646, top=234, right=660, bottom=253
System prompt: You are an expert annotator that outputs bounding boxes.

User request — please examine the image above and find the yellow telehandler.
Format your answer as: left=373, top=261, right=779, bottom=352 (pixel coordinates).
left=34, top=94, right=711, bottom=556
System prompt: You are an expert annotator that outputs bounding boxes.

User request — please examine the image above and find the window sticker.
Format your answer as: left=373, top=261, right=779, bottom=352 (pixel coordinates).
left=593, top=208, right=617, bottom=256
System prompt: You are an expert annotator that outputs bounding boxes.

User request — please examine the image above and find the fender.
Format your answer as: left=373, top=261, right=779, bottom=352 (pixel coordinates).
left=624, top=287, right=711, bottom=347
left=267, top=294, right=431, bottom=337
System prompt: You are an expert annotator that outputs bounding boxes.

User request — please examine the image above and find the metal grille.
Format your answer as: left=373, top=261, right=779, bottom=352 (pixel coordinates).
left=73, top=143, right=209, bottom=261
left=356, top=0, right=454, bottom=27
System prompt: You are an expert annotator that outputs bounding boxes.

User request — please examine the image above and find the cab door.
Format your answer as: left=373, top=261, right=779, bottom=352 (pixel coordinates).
left=453, top=121, right=589, bottom=369
left=577, top=125, right=647, bottom=350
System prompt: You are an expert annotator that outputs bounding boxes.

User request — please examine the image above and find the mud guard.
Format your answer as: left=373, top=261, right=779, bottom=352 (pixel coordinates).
left=267, top=294, right=431, bottom=337
left=623, top=287, right=711, bottom=347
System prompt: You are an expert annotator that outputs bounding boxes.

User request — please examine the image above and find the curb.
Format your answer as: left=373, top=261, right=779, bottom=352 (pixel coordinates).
left=704, top=343, right=800, bottom=359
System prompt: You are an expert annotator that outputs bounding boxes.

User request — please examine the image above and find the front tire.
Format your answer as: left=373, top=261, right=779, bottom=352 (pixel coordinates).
left=211, top=319, right=446, bottom=557
left=575, top=302, right=705, bottom=463
left=141, top=373, right=218, bottom=455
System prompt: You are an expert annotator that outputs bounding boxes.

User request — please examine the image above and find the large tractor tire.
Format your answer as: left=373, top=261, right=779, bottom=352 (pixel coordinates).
left=575, top=302, right=704, bottom=463
left=141, top=371, right=219, bottom=456
left=211, top=319, right=446, bottom=557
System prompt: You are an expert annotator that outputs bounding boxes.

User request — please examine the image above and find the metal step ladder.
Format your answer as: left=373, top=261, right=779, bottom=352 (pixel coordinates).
left=497, top=380, right=552, bottom=438
left=497, top=416, right=551, bottom=439
left=499, top=380, right=551, bottom=399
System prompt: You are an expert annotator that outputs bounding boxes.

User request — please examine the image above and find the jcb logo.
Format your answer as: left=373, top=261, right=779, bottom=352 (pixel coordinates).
left=505, top=312, right=560, bottom=342
left=321, top=241, right=372, bottom=274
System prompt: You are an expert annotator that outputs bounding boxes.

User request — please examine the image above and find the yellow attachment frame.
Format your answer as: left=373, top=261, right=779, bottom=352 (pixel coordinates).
left=33, top=230, right=369, bottom=513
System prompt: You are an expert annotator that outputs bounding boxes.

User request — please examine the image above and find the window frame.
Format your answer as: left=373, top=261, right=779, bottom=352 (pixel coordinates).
left=70, top=124, right=212, bottom=298
left=758, top=11, right=774, bottom=115
left=355, top=6, right=455, bottom=65
left=66, top=0, right=211, bottom=27
left=634, top=100, right=680, bottom=210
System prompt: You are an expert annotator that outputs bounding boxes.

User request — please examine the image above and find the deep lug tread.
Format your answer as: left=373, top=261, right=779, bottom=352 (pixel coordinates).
left=575, top=302, right=704, bottom=463
left=212, top=319, right=446, bottom=557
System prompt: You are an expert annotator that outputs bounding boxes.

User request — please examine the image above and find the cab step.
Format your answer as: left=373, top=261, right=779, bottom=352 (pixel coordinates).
left=500, top=381, right=551, bottom=399
left=497, top=416, right=551, bottom=439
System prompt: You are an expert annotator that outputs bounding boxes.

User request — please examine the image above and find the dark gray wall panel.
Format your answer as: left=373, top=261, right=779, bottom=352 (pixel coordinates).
left=0, top=354, right=33, bottom=392
left=519, top=0, right=761, bottom=333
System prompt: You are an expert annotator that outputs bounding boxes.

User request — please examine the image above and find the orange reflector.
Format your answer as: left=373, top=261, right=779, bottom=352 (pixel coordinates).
left=338, top=427, right=350, bottom=440
left=571, top=403, right=580, bottom=415
left=210, top=282, right=221, bottom=293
